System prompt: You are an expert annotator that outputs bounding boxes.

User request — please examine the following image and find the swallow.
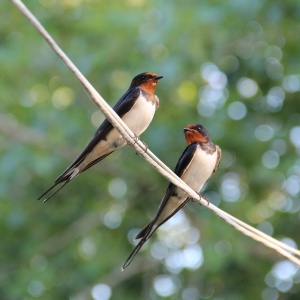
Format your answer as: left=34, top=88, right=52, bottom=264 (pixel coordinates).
left=123, top=124, right=221, bottom=269
left=38, top=72, right=163, bottom=202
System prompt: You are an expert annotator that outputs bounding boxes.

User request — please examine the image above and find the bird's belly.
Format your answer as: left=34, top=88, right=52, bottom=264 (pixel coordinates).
left=122, top=95, right=157, bottom=136
left=181, top=148, right=218, bottom=194
left=77, top=129, right=124, bottom=170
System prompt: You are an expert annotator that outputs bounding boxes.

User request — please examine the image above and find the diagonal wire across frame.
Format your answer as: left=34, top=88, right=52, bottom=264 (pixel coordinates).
left=11, top=0, right=300, bottom=267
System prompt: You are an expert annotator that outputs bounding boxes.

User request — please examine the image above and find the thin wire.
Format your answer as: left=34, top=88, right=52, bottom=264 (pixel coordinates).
left=210, top=206, right=300, bottom=265
left=221, top=208, right=300, bottom=256
left=11, top=0, right=300, bottom=266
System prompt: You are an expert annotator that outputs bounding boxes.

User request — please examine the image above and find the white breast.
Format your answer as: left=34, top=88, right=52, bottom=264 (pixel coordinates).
left=180, top=145, right=218, bottom=195
left=122, top=93, right=157, bottom=136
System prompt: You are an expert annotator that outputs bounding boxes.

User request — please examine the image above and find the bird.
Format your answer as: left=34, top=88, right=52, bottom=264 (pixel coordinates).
left=38, top=72, right=163, bottom=202
left=122, top=124, right=221, bottom=269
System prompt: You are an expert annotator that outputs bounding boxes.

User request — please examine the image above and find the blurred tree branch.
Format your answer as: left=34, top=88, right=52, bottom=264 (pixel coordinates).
left=39, top=211, right=100, bottom=256
left=0, top=113, right=76, bottom=157
left=75, top=260, right=157, bottom=299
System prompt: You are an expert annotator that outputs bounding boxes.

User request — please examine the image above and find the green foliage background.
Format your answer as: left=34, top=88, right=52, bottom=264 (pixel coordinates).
left=1, top=0, right=300, bottom=299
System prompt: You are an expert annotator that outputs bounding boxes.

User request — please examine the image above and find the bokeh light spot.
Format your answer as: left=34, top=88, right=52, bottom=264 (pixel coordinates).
left=271, top=139, right=286, bottom=156
left=79, top=237, right=96, bottom=260
left=257, top=221, right=273, bottom=236
left=182, top=287, right=199, bottom=300
left=272, top=261, right=298, bottom=281
left=91, top=110, right=105, bottom=128
left=262, top=150, right=280, bottom=169
left=227, top=101, right=247, bottom=120
left=220, top=172, right=241, bottom=202
left=27, top=280, right=45, bottom=297
left=198, top=86, right=228, bottom=117
left=153, top=275, right=179, bottom=297
left=265, top=58, right=283, bottom=81
left=282, top=75, right=300, bottom=93
left=183, top=245, right=203, bottom=269
left=219, top=150, right=236, bottom=168
left=91, top=284, right=112, bottom=300
left=19, top=92, right=36, bottom=107
left=290, top=127, right=300, bottom=148
left=108, top=178, right=127, bottom=199
left=266, top=86, right=285, bottom=112
left=110, top=70, right=131, bottom=90
left=262, top=287, right=279, bottom=300
left=31, top=84, right=50, bottom=104
left=151, top=241, right=168, bottom=260
left=283, top=175, right=300, bottom=196
left=52, top=86, right=74, bottom=109
left=280, top=238, right=298, bottom=250
left=255, top=124, right=274, bottom=142
left=126, top=0, right=145, bottom=7
left=265, top=45, right=283, bottom=61
left=215, top=240, right=232, bottom=257
left=237, top=77, right=258, bottom=98
left=103, top=210, right=122, bottom=229
left=201, top=63, right=227, bottom=89
left=178, top=81, right=197, bottom=102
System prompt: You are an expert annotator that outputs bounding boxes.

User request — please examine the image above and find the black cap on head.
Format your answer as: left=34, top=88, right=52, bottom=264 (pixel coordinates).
left=184, top=124, right=207, bottom=134
left=184, top=124, right=210, bottom=143
left=130, top=72, right=163, bottom=88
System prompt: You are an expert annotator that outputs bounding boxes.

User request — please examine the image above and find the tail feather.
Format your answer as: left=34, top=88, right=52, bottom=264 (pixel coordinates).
left=124, top=198, right=191, bottom=268
left=37, top=182, right=61, bottom=201
left=37, top=169, right=79, bottom=202
left=123, top=220, right=156, bottom=269
left=38, top=150, right=113, bottom=202
left=135, top=221, right=153, bottom=240
left=122, top=237, right=148, bottom=270
left=40, top=180, right=70, bottom=203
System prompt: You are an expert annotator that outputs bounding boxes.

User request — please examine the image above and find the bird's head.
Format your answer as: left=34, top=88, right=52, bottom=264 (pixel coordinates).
left=184, top=124, right=210, bottom=145
left=130, top=72, right=163, bottom=94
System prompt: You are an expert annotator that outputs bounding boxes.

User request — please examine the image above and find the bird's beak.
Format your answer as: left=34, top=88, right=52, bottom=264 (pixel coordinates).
left=154, top=75, right=163, bottom=80
left=184, top=127, right=192, bottom=132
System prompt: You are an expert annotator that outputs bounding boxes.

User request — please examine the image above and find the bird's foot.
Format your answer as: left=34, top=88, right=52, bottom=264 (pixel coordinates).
left=140, top=140, right=148, bottom=153
left=128, top=134, right=148, bottom=154
left=198, top=193, right=210, bottom=206
left=127, top=134, right=139, bottom=146
left=133, top=133, right=140, bottom=144
left=134, top=140, right=148, bottom=154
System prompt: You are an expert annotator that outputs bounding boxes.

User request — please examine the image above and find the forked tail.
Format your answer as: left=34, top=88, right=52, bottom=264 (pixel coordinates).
left=37, top=169, right=79, bottom=202
left=122, top=220, right=156, bottom=270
